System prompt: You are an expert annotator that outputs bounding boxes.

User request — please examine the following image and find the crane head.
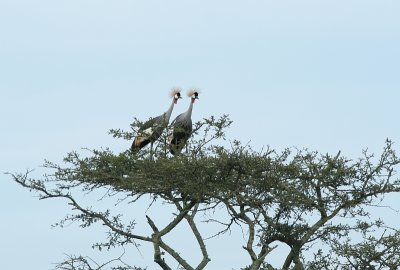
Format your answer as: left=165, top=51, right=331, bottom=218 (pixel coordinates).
left=170, top=87, right=182, bottom=104
left=187, top=88, right=200, bottom=103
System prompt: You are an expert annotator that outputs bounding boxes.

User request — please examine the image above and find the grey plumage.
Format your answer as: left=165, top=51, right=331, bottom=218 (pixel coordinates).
left=131, top=89, right=181, bottom=153
left=169, top=89, right=199, bottom=155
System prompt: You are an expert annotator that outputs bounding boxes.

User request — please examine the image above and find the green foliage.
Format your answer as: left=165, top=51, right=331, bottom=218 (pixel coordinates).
left=11, top=115, right=400, bottom=270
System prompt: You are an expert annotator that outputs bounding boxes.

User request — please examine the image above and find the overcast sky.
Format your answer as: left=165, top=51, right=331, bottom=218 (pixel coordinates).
left=1, top=1, right=400, bottom=269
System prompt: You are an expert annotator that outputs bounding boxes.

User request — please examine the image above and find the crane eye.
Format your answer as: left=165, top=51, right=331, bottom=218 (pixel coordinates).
left=194, top=92, right=198, bottom=97
left=176, top=93, right=181, bottom=97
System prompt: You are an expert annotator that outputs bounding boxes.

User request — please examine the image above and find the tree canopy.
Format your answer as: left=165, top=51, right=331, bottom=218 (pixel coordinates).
left=11, top=115, right=400, bottom=270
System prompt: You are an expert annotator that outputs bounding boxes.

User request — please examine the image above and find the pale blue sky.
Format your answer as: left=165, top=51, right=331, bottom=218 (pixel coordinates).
left=1, top=1, right=400, bottom=269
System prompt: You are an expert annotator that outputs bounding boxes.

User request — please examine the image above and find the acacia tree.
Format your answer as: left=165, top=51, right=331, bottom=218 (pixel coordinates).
left=11, top=115, right=400, bottom=270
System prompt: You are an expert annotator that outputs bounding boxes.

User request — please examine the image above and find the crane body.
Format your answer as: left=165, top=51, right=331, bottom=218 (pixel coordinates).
left=131, top=89, right=181, bottom=153
left=169, top=89, right=199, bottom=155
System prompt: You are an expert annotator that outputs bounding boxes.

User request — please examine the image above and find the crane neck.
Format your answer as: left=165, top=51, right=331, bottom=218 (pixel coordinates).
left=164, top=98, right=176, bottom=122
left=185, top=98, right=195, bottom=119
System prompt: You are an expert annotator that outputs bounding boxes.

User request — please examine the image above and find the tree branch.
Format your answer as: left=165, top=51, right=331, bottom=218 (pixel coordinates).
left=176, top=203, right=211, bottom=270
left=146, top=203, right=198, bottom=270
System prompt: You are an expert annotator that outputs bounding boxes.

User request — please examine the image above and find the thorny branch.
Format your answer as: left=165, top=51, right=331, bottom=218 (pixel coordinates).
left=9, top=115, right=400, bottom=270
left=11, top=172, right=209, bottom=270
left=54, top=250, right=141, bottom=270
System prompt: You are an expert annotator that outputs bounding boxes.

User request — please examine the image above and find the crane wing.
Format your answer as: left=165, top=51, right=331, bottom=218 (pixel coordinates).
left=169, top=117, right=192, bottom=155
left=131, top=114, right=165, bottom=152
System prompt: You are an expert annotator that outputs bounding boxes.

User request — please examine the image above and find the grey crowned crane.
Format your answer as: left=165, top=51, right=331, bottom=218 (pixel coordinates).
left=131, top=88, right=182, bottom=153
left=169, top=89, right=199, bottom=155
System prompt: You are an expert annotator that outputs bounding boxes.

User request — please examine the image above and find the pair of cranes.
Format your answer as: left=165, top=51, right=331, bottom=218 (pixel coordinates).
left=131, top=88, right=199, bottom=156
